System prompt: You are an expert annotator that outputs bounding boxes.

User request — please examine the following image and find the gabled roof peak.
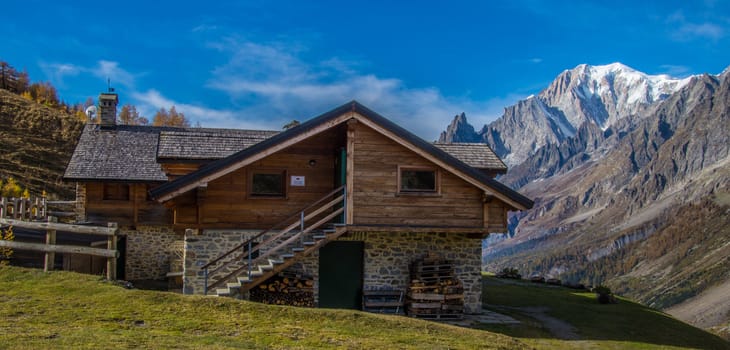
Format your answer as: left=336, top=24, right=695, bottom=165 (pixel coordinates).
left=148, top=101, right=533, bottom=210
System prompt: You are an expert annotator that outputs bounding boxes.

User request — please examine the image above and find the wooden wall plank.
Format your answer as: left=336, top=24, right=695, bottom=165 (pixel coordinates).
left=352, top=125, right=485, bottom=228
left=173, top=129, right=342, bottom=228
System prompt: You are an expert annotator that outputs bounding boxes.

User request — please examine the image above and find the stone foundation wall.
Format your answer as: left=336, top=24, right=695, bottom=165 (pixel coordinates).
left=343, top=232, right=483, bottom=314
left=74, top=183, right=86, bottom=222
left=182, top=229, right=260, bottom=295
left=123, top=226, right=181, bottom=280
left=181, top=230, right=483, bottom=313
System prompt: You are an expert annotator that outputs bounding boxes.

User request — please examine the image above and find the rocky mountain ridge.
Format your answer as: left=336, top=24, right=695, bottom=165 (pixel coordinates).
left=439, top=63, right=693, bottom=166
left=440, top=64, right=730, bottom=338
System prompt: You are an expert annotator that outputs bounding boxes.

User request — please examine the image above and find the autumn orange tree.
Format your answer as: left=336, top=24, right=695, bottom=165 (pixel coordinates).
left=152, top=106, right=190, bottom=127
left=119, top=104, right=149, bottom=125
left=0, top=226, right=14, bottom=265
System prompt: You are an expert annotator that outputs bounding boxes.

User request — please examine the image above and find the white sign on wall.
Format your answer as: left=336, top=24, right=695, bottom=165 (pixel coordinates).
left=290, top=175, right=305, bottom=187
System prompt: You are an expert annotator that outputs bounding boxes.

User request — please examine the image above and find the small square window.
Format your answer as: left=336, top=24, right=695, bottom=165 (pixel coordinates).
left=399, top=167, right=438, bottom=193
left=250, top=171, right=286, bottom=197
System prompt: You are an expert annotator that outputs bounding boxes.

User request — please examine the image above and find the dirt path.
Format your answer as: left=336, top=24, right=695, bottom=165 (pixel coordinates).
left=505, top=305, right=580, bottom=340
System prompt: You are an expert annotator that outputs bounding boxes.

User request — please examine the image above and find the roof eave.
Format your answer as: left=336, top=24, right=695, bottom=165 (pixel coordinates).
left=150, top=101, right=533, bottom=210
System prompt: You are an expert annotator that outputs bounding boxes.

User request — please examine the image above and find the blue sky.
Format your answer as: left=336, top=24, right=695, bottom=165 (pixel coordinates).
left=2, top=0, right=729, bottom=139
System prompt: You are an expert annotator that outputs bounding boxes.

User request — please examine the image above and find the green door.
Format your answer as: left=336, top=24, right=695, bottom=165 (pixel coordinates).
left=319, top=241, right=363, bottom=309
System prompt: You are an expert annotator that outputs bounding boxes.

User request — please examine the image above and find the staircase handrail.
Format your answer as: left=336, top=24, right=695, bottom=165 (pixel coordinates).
left=206, top=194, right=343, bottom=278
left=201, top=185, right=345, bottom=270
left=206, top=207, right=343, bottom=292
left=202, top=185, right=346, bottom=294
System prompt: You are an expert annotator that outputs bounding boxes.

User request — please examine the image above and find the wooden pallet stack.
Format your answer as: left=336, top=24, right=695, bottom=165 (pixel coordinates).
left=406, top=255, right=464, bottom=320
left=362, top=289, right=405, bottom=315
left=249, top=272, right=314, bottom=307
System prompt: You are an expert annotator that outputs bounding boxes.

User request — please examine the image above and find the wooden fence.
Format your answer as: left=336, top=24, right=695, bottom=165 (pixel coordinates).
left=0, top=197, right=47, bottom=221
left=0, top=215, right=121, bottom=280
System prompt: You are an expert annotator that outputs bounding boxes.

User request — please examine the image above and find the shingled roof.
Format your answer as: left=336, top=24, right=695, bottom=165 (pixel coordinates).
left=64, top=124, right=169, bottom=182
left=157, top=129, right=279, bottom=160
left=433, top=142, right=507, bottom=172
left=64, top=124, right=279, bottom=181
left=149, top=101, right=533, bottom=210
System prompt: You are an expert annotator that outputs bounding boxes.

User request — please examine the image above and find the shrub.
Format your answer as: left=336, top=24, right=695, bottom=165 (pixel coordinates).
left=0, top=226, right=14, bottom=265
left=496, top=267, right=522, bottom=279
left=1, top=177, right=22, bottom=197
left=594, top=285, right=616, bottom=304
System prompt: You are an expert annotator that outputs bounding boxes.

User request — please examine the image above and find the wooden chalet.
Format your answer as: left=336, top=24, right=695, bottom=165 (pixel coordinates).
left=64, top=92, right=532, bottom=314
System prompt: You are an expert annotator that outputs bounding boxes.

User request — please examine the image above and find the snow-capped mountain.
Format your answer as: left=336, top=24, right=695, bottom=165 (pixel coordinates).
left=440, top=63, right=692, bottom=166
left=541, top=62, right=692, bottom=130
left=439, top=63, right=730, bottom=337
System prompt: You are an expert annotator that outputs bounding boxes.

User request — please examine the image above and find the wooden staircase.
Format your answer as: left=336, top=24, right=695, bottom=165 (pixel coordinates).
left=201, top=186, right=347, bottom=297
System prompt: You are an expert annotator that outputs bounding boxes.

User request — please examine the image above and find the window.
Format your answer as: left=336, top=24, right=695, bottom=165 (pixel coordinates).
left=398, top=167, right=439, bottom=194
left=250, top=170, right=286, bottom=197
left=103, top=183, right=130, bottom=201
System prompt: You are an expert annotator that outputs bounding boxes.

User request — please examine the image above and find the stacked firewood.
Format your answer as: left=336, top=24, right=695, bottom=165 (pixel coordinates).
left=249, top=273, right=314, bottom=307
left=406, top=254, right=464, bottom=320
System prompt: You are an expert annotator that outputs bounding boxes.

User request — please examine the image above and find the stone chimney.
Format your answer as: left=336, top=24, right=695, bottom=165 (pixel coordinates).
left=98, top=91, right=118, bottom=128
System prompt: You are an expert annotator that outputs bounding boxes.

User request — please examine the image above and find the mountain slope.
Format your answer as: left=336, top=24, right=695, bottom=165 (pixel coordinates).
left=440, top=63, right=691, bottom=166
left=439, top=64, right=729, bottom=338
left=0, top=88, right=83, bottom=198
left=482, top=71, right=729, bottom=337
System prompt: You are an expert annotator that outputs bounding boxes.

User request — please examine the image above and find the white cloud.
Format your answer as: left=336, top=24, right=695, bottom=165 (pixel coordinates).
left=204, top=38, right=513, bottom=139
left=658, top=64, right=692, bottom=77
left=40, top=60, right=139, bottom=89
left=39, top=62, right=81, bottom=87
left=130, top=89, right=274, bottom=129
left=92, top=60, right=138, bottom=88
left=673, top=22, right=725, bottom=41
left=40, top=44, right=519, bottom=138
left=667, top=10, right=727, bottom=41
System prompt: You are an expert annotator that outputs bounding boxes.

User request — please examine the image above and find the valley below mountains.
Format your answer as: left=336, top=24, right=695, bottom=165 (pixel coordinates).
left=440, top=63, right=730, bottom=338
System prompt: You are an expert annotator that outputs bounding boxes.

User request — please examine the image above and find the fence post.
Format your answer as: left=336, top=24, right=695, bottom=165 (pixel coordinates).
left=41, top=196, right=47, bottom=219
left=107, top=222, right=118, bottom=280
left=0, top=197, right=5, bottom=219
left=19, top=199, right=27, bottom=220
left=44, top=216, right=57, bottom=272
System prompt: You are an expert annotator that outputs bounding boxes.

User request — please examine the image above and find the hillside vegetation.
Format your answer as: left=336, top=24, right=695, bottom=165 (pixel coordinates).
left=483, top=71, right=730, bottom=336
left=0, top=88, right=83, bottom=198
left=0, top=266, right=524, bottom=349
left=481, top=277, right=730, bottom=349
left=1, top=266, right=728, bottom=349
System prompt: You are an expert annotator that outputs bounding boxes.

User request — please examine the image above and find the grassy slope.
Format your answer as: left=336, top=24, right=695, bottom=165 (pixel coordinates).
left=0, top=266, right=525, bottom=350
left=485, top=193, right=730, bottom=339
left=480, top=277, right=730, bottom=350
left=0, top=89, right=83, bottom=198
left=2, top=267, right=728, bottom=350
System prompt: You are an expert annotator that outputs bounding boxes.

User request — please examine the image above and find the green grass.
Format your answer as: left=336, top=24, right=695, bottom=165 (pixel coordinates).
left=0, top=266, right=524, bottom=349
left=480, top=277, right=730, bottom=350
left=2, top=266, right=728, bottom=349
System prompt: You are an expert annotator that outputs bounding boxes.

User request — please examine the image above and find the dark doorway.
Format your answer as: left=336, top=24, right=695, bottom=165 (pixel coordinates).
left=116, top=235, right=126, bottom=279
left=318, top=241, right=363, bottom=309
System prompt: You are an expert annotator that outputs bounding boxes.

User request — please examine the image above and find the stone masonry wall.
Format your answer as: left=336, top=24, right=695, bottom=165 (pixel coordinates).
left=181, top=230, right=483, bottom=313
left=74, top=183, right=86, bottom=222
left=124, top=225, right=181, bottom=280
left=183, top=229, right=260, bottom=295
left=348, top=232, right=483, bottom=314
